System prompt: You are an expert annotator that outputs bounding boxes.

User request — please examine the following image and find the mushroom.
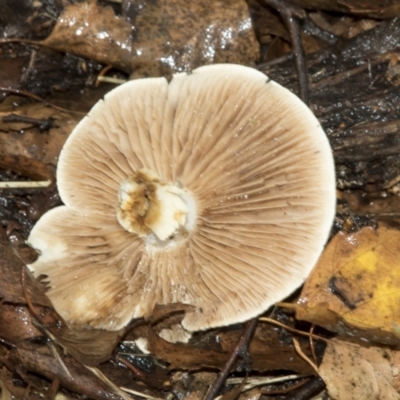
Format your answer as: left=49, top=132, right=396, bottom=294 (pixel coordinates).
left=27, top=64, right=336, bottom=332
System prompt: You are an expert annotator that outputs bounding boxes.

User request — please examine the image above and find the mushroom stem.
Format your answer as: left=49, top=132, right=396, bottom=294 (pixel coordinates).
left=116, top=168, right=195, bottom=243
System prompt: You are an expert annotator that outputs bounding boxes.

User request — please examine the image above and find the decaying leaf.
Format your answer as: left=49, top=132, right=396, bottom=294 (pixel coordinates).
left=43, top=1, right=132, bottom=72
left=319, top=338, right=400, bottom=400
left=0, top=98, right=79, bottom=165
left=9, top=343, right=124, bottom=400
left=0, top=155, right=52, bottom=181
left=295, top=225, right=400, bottom=344
left=141, top=321, right=316, bottom=374
left=129, top=0, right=259, bottom=77
left=41, top=0, right=259, bottom=77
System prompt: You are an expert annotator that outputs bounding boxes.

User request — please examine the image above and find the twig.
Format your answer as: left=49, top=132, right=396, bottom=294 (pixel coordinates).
left=204, top=318, right=258, bottom=400
left=116, top=355, right=147, bottom=380
left=95, top=65, right=127, bottom=86
left=0, top=337, right=17, bottom=348
left=258, top=317, right=332, bottom=343
left=262, top=0, right=309, bottom=105
left=226, top=374, right=309, bottom=391
left=0, top=87, right=81, bottom=114
left=309, top=59, right=384, bottom=91
left=87, top=367, right=134, bottom=400
left=2, top=113, right=54, bottom=131
left=309, top=324, right=317, bottom=366
left=120, top=387, right=161, bottom=399
left=261, top=378, right=309, bottom=395
left=283, top=376, right=325, bottom=400
left=292, top=337, right=318, bottom=374
left=0, top=181, right=51, bottom=189
left=97, top=76, right=127, bottom=85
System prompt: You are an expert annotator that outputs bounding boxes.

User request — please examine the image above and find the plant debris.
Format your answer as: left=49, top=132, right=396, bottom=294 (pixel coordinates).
left=2, top=0, right=400, bottom=399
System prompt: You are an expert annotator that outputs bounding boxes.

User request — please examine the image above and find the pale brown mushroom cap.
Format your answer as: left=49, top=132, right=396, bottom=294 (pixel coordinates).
left=28, top=64, right=336, bottom=331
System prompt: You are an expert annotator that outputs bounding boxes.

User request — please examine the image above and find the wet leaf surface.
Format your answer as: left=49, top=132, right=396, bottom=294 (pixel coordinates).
left=41, top=0, right=259, bottom=77
left=296, top=225, right=400, bottom=345
left=127, top=0, right=259, bottom=77
left=43, top=1, right=133, bottom=72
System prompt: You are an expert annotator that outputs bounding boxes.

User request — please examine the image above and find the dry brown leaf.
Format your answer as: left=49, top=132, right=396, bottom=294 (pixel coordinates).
left=295, top=225, right=400, bottom=344
left=319, top=338, right=400, bottom=400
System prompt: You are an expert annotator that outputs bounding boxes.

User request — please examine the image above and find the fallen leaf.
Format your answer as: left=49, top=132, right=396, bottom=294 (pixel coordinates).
left=146, top=326, right=229, bottom=370
left=0, top=98, right=79, bottom=165
left=319, top=338, right=400, bottom=400
left=9, top=343, right=124, bottom=400
left=0, top=155, right=52, bottom=180
left=295, top=225, right=400, bottom=344
left=43, top=1, right=132, bottom=72
left=129, top=0, right=259, bottom=77
left=41, top=0, right=259, bottom=77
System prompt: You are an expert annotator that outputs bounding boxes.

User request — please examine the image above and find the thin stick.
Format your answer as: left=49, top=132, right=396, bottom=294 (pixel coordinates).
left=309, top=324, right=318, bottom=366
left=259, top=317, right=332, bottom=343
left=0, top=87, right=82, bottom=114
left=116, top=355, right=147, bottom=380
left=96, top=76, right=127, bottom=85
left=204, top=318, right=258, bottom=400
left=262, top=0, right=309, bottom=105
left=120, top=387, right=160, bottom=400
left=292, top=337, right=319, bottom=373
left=0, top=180, right=51, bottom=189
left=227, top=374, right=309, bottom=391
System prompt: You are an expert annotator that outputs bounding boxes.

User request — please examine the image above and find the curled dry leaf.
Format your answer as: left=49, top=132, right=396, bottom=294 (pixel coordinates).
left=319, top=338, right=400, bottom=400
left=295, top=225, right=400, bottom=344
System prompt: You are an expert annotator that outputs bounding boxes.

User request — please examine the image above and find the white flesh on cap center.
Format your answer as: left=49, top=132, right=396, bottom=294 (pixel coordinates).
left=116, top=168, right=197, bottom=247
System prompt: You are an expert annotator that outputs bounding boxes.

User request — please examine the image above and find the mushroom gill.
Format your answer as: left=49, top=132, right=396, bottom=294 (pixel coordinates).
left=27, top=64, right=336, bottom=332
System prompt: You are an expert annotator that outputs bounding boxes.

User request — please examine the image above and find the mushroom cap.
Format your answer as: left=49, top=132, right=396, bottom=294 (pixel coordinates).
left=27, top=64, right=336, bottom=332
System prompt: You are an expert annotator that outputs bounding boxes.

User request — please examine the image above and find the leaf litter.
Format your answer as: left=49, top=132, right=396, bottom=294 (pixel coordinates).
left=2, top=0, right=400, bottom=399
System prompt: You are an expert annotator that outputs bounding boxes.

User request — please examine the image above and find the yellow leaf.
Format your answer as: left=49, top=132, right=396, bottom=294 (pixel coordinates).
left=296, top=225, right=400, bottom=344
